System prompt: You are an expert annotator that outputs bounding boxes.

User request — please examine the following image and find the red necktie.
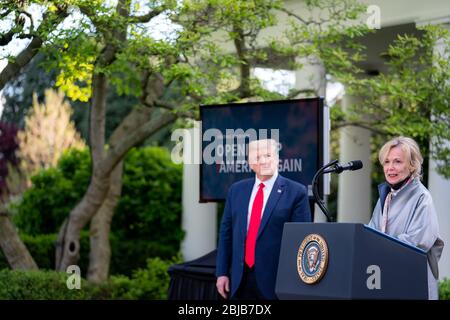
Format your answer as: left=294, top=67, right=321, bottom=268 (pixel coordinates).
left=245, top=183, right=265, bottom=268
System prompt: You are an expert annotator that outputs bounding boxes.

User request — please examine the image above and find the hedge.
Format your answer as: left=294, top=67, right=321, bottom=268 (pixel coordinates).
left=0, top=256, right=180, bottom=300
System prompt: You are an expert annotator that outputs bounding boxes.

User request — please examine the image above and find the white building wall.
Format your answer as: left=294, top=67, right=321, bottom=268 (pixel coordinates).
left=181, top=126, right=217, bottom=262
left=337, top=95, right=372, bottom=223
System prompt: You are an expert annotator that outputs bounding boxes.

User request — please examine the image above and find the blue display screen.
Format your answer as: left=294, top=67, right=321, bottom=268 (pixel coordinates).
left=199, top=98, right=324, bottom=202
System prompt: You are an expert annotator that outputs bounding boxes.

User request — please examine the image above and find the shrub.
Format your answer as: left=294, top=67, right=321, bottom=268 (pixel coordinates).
left=109, top=238, right=178, bottom=275
left=439, top=278, right=450, bottom=300
left=116, top=256, right=182, bottom=300
left=12, top=148, right=91, bottom=235
left=113, top=147, right=184, bottom=247
left=95, top=255, right=182, bottom=300
left=0, top=269, right=93, bottom=299
left=10, top=146, right=183, bottom=275
left=0, top=256, right=181, bottom=300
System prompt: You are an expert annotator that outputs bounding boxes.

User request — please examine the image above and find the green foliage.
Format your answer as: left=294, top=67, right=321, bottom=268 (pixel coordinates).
left=0, top=232, right=170, bottom=277
left=340, top=25, right=450, bottom=178
left=12, top=149, right=91, bottom=235
left=0, top=224, right=176, bottom=278
left=0, top=255, right=181, bottom=300
left=3, top=234, right=58, bottom=270
left=38, top=0, right=180, bottom=102
left=51, top=35, right=97, bottom=102
left=0, top=232, right=90, bottom=272
left=107, top=256, right=182, bottom=300
left=115, top=147, right=182, bottom=241
left=211, top=0, right=282, bottom=34
left=10, top=146, right=183, bottom=275
left=439, top=278, right=450, bottom=300
left=109, top=237, right=178, bottom=275
left=174, top=0, right=288, bottom=104
left=2, top=0, right=377, bottom=126
left=0, top=52, right=138, bottom=144
left=271, top=0, right=370, bottom=80
left=0, top=269, right=92, bottom=300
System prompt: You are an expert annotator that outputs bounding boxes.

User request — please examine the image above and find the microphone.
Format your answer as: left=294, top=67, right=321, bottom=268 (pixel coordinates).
left=323, top=160, right=363, bottom=174
left=311, top=159, right=363, bottom=222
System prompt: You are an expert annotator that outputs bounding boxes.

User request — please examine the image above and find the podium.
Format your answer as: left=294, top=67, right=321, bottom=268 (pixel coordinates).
left=275, top=223, right=428, bottom=299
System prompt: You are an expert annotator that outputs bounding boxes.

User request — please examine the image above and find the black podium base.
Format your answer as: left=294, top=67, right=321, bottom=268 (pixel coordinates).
left=168, top=250, right=219, bottom=300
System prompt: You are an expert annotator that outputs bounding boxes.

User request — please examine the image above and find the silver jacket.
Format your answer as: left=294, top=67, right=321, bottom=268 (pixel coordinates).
left=369, top=177, right=444, bottom=299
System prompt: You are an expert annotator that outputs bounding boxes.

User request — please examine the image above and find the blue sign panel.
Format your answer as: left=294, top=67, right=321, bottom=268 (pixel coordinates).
left=200, top=98, right=323, bottom=202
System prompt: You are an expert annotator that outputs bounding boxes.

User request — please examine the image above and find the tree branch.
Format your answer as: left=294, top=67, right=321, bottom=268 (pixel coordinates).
left=0, top=202, right=39, bottom=270
left=279, top=7, right=308, bottom=25
left=0, top=30, right=17, bottom=46
left=287, top=88, right=318, bottom=99
left=108, top=105, right=154, bottom=149
left=18, top=9, right=34, bottom=32
left=100, top=112, right=177, bottom=176
left=279, top=7, right=320, bottom=26
left=154, top=99, right=196, bottom=119
left=0, top=9, right=12, bottom=20
left=153, top=99, right=176, bottom=110
left=129, top=6, right=167, bottom=23
left=90, top=0, right=130, bottom=166
left=89, top=73, right=107, bottom=166
left=0, top=7, right=68, bottom=91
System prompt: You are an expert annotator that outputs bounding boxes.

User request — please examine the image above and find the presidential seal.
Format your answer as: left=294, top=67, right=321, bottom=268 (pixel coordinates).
left=297, top=234, right=329, bottom=284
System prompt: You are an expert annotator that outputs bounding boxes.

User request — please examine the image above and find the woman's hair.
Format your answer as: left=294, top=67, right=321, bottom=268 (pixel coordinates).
left=378, top=136, right=423, bottom=178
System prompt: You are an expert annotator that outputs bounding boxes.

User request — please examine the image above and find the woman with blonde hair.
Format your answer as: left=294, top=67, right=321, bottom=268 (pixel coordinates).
left=368, top=136, right=444, bottom=300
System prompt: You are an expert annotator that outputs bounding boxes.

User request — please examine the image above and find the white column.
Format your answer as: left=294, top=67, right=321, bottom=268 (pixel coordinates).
left=181, top=126, right=217, bottom=261
left=427, top=22, right=450, bottom=280
left=337, top=95, right=372, bottom=223
left=295, top=56, right=329, bottom=222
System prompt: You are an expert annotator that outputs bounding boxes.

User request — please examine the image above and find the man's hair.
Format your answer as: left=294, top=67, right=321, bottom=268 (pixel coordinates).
left=248, top=139, right=279, bottom=158
left=378, top=136, right=423, bottom=178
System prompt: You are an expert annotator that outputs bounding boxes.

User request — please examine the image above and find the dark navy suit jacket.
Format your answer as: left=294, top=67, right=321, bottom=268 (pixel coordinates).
left=216, top=174, right=312, bottom=299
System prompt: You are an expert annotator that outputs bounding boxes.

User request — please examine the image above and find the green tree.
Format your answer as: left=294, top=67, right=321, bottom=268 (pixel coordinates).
left=0, top=0, right=374, bottom=282
left=270, top=0, right=369, bottom=97
left=334, top=25, right=450, bottom=178
left=0, top=53, right=138, bottom=143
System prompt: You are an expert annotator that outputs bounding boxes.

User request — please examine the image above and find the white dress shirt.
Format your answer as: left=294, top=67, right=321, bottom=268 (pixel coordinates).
left=247, top=171, right=279, bottom=230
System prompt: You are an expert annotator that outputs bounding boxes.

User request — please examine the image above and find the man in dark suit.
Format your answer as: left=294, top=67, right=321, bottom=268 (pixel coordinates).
left=216, top=139, right=311, bottom=300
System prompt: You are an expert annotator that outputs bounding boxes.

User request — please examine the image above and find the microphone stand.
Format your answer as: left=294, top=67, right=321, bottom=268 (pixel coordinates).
left=312, top=159, right=338, bottom=222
